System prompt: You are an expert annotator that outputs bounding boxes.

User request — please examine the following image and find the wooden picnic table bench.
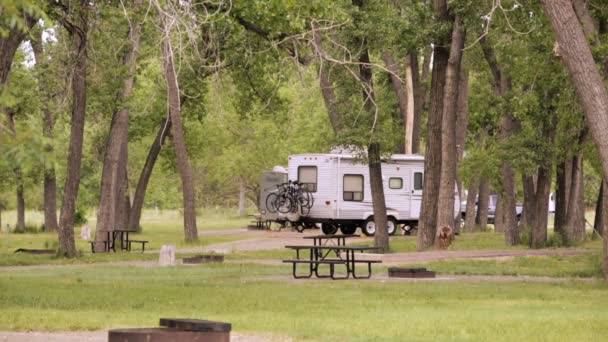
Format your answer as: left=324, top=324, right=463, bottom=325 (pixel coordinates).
left=283, top=245, right=382, bottom=280
left=90, top=230, right=148, bottom=253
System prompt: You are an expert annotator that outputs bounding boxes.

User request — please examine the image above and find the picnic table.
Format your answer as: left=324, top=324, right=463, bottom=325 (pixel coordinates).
left=283, top=234, right=382, bottom=280
left=90, top=229, right=148, bottom=253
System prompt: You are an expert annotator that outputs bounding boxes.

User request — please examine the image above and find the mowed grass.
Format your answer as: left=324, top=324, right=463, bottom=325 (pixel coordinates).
left=0, top=263, right=607, bottom=341
left=412, top=252, right=604, bottom=278
left=0, top=209, right=253, bottom=266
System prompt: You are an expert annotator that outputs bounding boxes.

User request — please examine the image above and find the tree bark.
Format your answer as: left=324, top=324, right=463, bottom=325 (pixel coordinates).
left=495, top=194, right=505, bottom=233
left=128, top=119, right=171, bottom=231
left=417, top=44, right=448, bottom=250
left=601, top=178, right=608, bottom=280
left=541, top=0, right=608, bottom=215
left=594, top=180, right=605, bottom=237
left=58, top=5, right=89, bottom=258
left=564, top=153, right=586, bottom=243
left=464, top=174, right=478, bottom=231
left=532, top=165, right=552, bottom=248
left=480, top=35, right=519, bottom=245
left=521, top=174, right=537, bottom=230
left=454, top=70, right=469, bottom=230
left=96, top=0, right=143, bottom=248
left=31, top=31, right=59, bottom=232
left=411, top=52, right=423, bottom=154
left=356, top=42, right=389, bottom=251
left=157, top=4, right=199, bottom=242
left=311, top=23, right=342, bottom=134
left=0, top=15, right=36, bottom=85
left=436, top=17, right=464, bottom=247
left=555, top=159, right=572, bottom=236
left=369, top=143, right=389, bottom=253
left=6, top=112, right=25, bottom=232
left=476, top=176, right=490, bottom=229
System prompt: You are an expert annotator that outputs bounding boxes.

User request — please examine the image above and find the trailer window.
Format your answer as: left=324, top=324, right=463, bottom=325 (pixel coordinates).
left=414, top=172, right=423, bottom=190
left=344, top=175, right=364, bottom=201
left=389, top=177, right=403, bottom=189
left=298, top=166, right=317, bottom=192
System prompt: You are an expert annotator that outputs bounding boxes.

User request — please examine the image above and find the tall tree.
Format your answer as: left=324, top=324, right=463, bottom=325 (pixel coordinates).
left=436, top=16, right=464, bottom=246
left=417, top=0, right=450, bottom=250
left=95, top=0, right=144, bottom=249
left=155, top=1, right=199, bottom=242
left=479, top=36, right=519, bottom=245
left=54, top=0, right=90, bottom=257
left=31, top=27, right=59, bottom=232
left=539, top=0, right=608, bottom=279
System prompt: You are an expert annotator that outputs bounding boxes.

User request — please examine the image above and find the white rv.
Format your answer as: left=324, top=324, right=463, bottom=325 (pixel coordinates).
left=283, top=152, right=459, bottom=236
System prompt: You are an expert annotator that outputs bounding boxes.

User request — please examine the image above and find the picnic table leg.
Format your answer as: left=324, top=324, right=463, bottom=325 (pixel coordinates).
left=351, top=250, right=374, bottom=279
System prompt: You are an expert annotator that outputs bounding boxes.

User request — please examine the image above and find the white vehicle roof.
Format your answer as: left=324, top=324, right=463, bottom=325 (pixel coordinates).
left=289, top=153, right=425, bottom=162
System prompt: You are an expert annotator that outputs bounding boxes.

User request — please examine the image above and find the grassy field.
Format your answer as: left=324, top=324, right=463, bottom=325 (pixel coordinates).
left=0, top=209, right=252, bottom=266
left=412, top=252, right=604, bottom=278
left=0, top=209, right=607, bottom=341
left=0, top=263, right=606, bottom=341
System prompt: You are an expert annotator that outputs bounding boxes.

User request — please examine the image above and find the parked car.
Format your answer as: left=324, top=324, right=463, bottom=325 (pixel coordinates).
left=459, top=192, right=555, bottom=228
left=459, top=194, right=522, bottom=227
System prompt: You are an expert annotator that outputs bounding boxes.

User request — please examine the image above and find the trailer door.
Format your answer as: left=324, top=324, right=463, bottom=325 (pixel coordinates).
left=410, top=169, right=424, bottom=217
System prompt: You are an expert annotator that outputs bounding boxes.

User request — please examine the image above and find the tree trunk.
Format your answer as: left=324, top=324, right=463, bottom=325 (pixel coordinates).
left=411, top=52, right=423, bottom=155
left=96, top=0, right=143, bottom=247
left=454, top=71, right=469, bottom=232
left=238, top=178, right=247, bottom=217
left=311, top=23, right=342, bottom=134
left=15, top=167, right=25, bottom=232
left=564, top=154, right=586, bottom=243
left=369, top=143, right=389, bottom=253
left=601, top=178, right=608, bottom=280
left=436, top=17, right=464, bottom=247
left=480, top=35, right=519, bottom=245
left=464, top=174, right=478, bottom=231
left=356, top=42, right=389, bottom=251
left=594, top=180, right=605, bottom=237
left=476, top=176, right=490, bottom=229
left=494, top=194, right=505, bottom=233
left=31, top=31, right=59, bottom=232
left=128, top=119, right=171, bottom=231
left=382, top=51, right=407, bottom=153
left=6, top=113, right=25, bottom=232
left=541, top=0, right=608, bottom=215
left=58, top=6, right=89, bottom=258
left=555, top=159, right=572, bottom=236
left=532, top=165, right=552, bottom=248
left=417, top=44, right=448, bottom=250
left=157, top=5, right=199, bottom=243
left=404, top=54, right=416, bottom=154
left=521, top=174, right=537, bottom=230
left=0, top=15, right=36, bottom=85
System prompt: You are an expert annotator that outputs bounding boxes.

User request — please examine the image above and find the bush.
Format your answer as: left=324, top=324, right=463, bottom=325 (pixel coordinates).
left=74, top=208, right=89, bottom=226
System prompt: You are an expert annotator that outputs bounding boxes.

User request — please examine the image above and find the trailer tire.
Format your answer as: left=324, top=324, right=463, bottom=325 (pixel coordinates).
left=339, top=225, right=356, bottom=235
left=362, top=218, right=376, bottom=236
left=321, top=223, right=338, bottom=235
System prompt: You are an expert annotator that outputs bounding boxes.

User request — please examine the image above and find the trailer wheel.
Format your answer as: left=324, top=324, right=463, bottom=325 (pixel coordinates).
left=339, top=225, right=356, bottom=235
left=321, top=223, right=338, bottom=235
left=387, top=218, right=397, bottom=236
left=362, top=218, right=376, bottom=236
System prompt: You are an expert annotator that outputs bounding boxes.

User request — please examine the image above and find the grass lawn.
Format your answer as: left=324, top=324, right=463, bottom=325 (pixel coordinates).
left=0, top=263, right=607, bottom=341
left=411, top=252, right=604, bottom=278
left=0, top=209, right=253, bottom=266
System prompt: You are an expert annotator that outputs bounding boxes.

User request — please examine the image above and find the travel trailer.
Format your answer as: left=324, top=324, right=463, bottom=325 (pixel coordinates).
left=260, top=152, right=459, bottom=236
